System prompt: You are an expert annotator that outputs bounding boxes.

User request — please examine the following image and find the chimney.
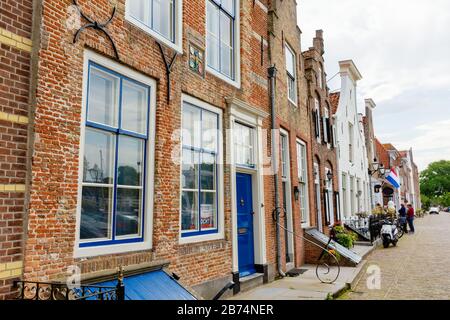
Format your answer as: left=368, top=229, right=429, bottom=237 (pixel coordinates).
left=313, top=30, right=325, bottom=55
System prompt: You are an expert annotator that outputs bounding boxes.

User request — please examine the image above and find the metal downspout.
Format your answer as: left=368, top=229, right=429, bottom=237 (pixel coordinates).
left=268, top=65, right=285, bottom=278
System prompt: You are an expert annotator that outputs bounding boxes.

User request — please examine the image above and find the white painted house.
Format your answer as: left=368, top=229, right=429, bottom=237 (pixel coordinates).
left=332, top=60, right=371, bottom=219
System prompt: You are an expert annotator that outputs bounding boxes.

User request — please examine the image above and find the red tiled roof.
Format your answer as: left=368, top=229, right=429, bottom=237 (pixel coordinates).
left=375, top=138, right=390, bottom=169
left=329, top=92, right=340, bottom=114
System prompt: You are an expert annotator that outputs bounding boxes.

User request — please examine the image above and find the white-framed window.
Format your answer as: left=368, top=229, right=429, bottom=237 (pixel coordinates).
left=342, top=173, right=347, bottom=217
left=285, top=44, right=297, bottom=104
left=180, top=95, right=224, bottom=242
left=281, top=133, right=288, bottom=179
left=75, top=51, right=157, bottom=258
left=296, top=139, right=309, bottom=226
left=314, top=162, right=323, bottom=232
left=349, top=122, right=354, bottom=162
left=318, top=66, right=323, bottom=89
left=125, top=0, right=183, bottom=53
left=323, top=106, right=330, bottom=145
left=324, top=167, right=334, bottom=226
left=206, top=0, right=240, bottom=86
left=350, top=176, right=355, bottom=215
left=234, top=122, right=255, bottom=168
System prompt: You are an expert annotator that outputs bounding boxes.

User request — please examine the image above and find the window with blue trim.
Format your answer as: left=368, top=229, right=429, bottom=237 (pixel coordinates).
left=128, top=0, right=176, bottom=43
left=80, top=62, right=150, bottom=247
left=206, top=0, right=236, bottom=80
left=181, top=102, right=219, bottom=237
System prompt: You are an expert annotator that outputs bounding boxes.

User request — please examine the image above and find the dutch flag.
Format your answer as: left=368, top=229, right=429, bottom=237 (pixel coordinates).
left=386, top=168, right=400, bottom=189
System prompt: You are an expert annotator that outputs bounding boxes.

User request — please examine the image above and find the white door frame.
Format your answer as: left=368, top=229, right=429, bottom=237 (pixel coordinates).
left=227, top=98, right=268, bottom=274
left=314, top=162, right=323, bottom=233
left=280, top=128, right=295, bottom=270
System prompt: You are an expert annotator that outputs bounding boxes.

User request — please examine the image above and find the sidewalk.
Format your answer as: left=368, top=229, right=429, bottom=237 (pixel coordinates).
left=228, top=243, right=376, bottom=300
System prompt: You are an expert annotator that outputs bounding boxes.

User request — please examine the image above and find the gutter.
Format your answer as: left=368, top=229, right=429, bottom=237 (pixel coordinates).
left=268, top=65, right=285, bottom=278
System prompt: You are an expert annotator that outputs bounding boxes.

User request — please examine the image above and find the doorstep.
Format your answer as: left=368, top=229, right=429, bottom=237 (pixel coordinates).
left=228, top=244, right=377, bottom=300
left=238, top=273, right=264, bottom=294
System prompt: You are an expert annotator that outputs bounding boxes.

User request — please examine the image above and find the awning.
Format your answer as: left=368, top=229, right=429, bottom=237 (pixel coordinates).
left=95, top=269, right=196, bottom=300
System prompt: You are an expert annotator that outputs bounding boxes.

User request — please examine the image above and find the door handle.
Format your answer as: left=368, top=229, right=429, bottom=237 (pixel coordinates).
left=251, top=211, right=255, bottom=215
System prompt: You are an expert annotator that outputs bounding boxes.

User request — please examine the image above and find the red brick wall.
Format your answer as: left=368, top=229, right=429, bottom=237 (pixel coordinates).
left=0, top=0, right=33, bottom=300
left=23, top=0, right=272, bottom=292
left=267, top=0, right=313, bottom=271
left=303, top=31, right=339, bottom=242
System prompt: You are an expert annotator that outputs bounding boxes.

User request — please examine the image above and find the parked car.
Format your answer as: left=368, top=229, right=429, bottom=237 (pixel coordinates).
left=429, top=207, right=440, bottom=214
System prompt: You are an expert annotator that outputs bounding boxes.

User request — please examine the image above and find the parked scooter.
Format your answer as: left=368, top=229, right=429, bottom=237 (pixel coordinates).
left=380, top=219, right=399, bottom=248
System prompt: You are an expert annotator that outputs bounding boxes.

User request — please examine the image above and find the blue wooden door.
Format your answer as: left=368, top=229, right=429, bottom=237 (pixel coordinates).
left=236, top=173, right=255, bottom=277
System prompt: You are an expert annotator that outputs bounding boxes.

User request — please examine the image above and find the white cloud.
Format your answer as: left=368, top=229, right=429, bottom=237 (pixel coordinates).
left=298, top=0, right=450, bottom=170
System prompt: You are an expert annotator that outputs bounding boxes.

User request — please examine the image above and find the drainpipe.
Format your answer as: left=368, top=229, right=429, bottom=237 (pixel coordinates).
left=268, top=65, right=285, bottom=278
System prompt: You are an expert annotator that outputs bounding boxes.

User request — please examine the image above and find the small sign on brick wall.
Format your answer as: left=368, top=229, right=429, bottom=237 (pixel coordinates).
left=188, top=43, right=205, bottom=77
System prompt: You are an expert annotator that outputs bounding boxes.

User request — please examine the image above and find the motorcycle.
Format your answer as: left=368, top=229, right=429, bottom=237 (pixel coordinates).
left=380, top=219, right=399, bottom=248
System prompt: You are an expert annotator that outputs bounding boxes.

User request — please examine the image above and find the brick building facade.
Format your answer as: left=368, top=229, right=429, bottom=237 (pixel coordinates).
left=0, top=0, right=33, bottom=299
left=303, top=30, right=339, bottom=234
left=0, top=0, right=279, bottom=299
left=266, top=0, right=315, bottom=273
left=2, top=0, right=419, bottom=301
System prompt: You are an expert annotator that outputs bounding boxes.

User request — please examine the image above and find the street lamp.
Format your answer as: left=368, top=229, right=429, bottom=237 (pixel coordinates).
left=368, top=158, right=386, bottom=177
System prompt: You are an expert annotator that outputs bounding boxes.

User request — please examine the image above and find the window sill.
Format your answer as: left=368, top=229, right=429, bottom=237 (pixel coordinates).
left=125, top=15, right=183, bottom=54
left=288, top=98, right=298, bottom=107
left=179, top=232, right=224, bottom=245
left=74, top=240, right=152, bottom=259
left=301, top=222, right=310, bottom=229
left=206, top=66, right=241, bottom=89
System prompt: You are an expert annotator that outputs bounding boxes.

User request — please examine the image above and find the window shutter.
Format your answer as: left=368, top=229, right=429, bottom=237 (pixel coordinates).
left=330, top=123, right=335, bottom=148
left=324, top=189, right=330, bottom=225
left=313, top=110, right=318, bottom=137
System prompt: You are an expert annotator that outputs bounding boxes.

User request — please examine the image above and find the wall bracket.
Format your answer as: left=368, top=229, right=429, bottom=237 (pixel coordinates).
left=72, top=0, right=119, bottom=60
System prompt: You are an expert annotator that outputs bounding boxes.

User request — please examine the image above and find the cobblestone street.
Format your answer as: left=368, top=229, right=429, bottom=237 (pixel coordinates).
left=342, top=212, right=450, bottom=300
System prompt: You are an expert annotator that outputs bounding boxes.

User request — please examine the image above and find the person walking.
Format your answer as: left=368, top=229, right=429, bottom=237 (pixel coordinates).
left=398, top=203, right=408, bottom=233
left=406, top=204, right=415, bottom=234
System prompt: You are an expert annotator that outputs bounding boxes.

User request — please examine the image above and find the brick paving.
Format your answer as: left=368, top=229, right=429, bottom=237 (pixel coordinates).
left=343, top=212, right=450, bottom=300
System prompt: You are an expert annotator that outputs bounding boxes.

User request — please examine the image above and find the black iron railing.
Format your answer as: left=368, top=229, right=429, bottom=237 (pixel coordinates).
left=13, top=280, right=124, bottom=300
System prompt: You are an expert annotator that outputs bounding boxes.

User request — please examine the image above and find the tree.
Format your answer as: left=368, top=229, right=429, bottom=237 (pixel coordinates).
left=420, top=160, right=450, bottom=206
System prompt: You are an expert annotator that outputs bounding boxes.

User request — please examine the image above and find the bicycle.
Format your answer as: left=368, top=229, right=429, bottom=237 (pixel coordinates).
left=315, top=229, right=341, bottom=284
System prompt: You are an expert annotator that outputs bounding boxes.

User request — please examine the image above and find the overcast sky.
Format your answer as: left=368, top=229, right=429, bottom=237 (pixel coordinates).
left=298, top=0, right=450, bottom=171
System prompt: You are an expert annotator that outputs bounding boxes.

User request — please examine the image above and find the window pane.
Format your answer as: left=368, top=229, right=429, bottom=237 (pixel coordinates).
left=182, top=148, right=198, bottom=190
left=207, top=1, right=220, bottom=70
left=201, top=192, right=217, bottom=229
left=152, top=0, right=174, bottom=40
left=201, top=153, right=216, bottom=191
left=83, top=128, right=115, bottom=184
left=88, top=67, right=119, bottom=127
left=220, top=11, right=233, bottom=78
left=129, top=0, right=148, bottom=24
left=300, top=185, right=307, bottom=222
left=80, top=186, right=113, bottom=240
left=182, top=103, right=201, bottom=148
left=202, top=110, right=218, bottom=152
left=181, top=191, right=198, bottom=231
left=116, top=188, right=142, bottom=237
left=117, top=136, right=144, bottom=186
left=285, top=46, right=295, bottom=76
left=235, top=123, right=254, bottom=167
left=221, top=0, right=235, bottom=15
left=281, top=135, right=287, bottom=177
left=121, top=80, right=149, bottom=135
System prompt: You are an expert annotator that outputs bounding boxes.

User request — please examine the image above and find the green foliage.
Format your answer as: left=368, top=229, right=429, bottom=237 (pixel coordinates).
left=421, top=194, right=431, bottom=210
left=333, top=226, right=357, bottom=249
left=420, top=160, right=450, bottom=198
left=336, top=233, right=354, bottom=249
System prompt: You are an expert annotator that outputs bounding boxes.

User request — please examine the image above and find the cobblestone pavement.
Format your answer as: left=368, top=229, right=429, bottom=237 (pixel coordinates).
left=342, top=212, right=450, bottom=300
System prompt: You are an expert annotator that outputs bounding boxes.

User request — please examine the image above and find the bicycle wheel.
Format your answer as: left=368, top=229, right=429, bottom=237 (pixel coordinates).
left=316, top=256, right=340, bottom=284
left=397, top=226, right=404, bottom=239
